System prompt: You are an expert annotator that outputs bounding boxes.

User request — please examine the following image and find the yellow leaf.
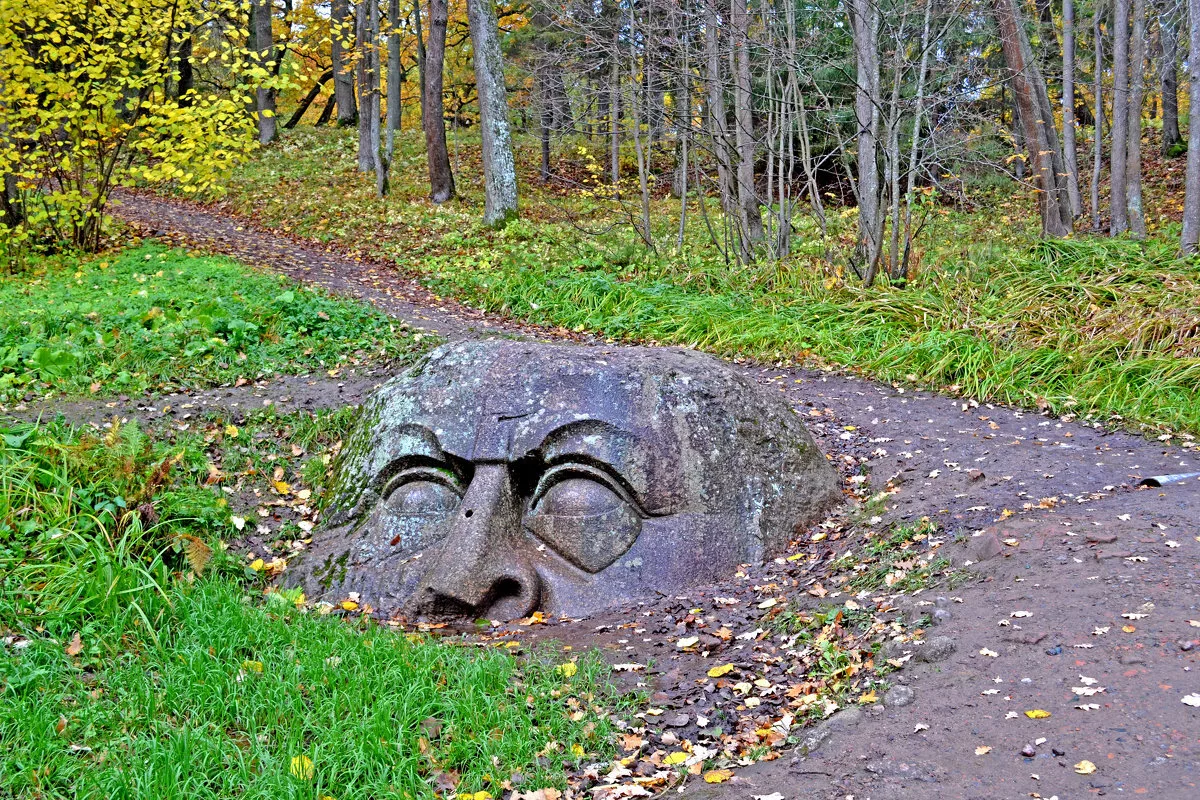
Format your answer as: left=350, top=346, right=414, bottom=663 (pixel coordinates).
left=340, top=600, right=359, bottom=611
left=274, top=480, right=291, bottom=495
left=1074, top=760, right=1097, bottom=774
left=663, top=751, right=688, bottom=766
left=570, top=743, right=585, bottom=757
left=289, top=754, right=314, bottom=779
left=707, top=663, right=734, bottom=678
left=1024, top=709, right=1051, bottom=719
left=241, top=660, right=263, bottom=673
left=249, top=558, right=265, bottom=572
left=858, top=690, right=878, bottom=704
left=558, top=662, right=578, bottom=678
left=703, top=769, right=734, bottom=783
left=225, top=424, right=239, bottom=438
left=457, top=793, right=492, bottom=800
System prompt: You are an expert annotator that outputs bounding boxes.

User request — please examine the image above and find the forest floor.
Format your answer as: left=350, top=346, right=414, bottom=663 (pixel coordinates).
left=97, top=192, right=1200, bottom=799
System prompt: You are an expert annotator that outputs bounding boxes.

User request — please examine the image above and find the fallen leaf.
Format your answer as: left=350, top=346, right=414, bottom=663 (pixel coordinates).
left=1075, top=703, right=1101, bottom=710
left=702, top=769, right=733, bottom=784
left=242, top=660, right=263, bottom=673
left=290, top=754, right=314, bottom=780
left=65, top=632, right=83, bottom=657
left=249, top=558, right=265, bottom=572
left=1182, top=694, right=1200, bottom=708
left=340, top=600, right=359, bottom=611
left=913, top=723, right=930, bottom=732
left=231, top=516, right=246, bottom=531
left=857, top=690, right=878, bottom=704
left=979, top=648, right=999, bottom=657
left=1024, top=709, right=1051, bottom=719
left=752, top=795, right=785, bottom=800
left=225, top=424, right=239, bottom=438
left=707, top=663, right=734, bottom=678
left=663, top=751, right=688, bottom=766
left=676, top=636, right=699, bottom=649
left=975, top=745, right=992, bottom=755
left=1122, top=625, right=1137, bottom=633
left=1092, top=626, right=1110, bottom=636
left=558, top=662, right=578, bottom=678
left=757, top=598, right=778, bottom=610
left=1074, top=760, right=1097, bottom=775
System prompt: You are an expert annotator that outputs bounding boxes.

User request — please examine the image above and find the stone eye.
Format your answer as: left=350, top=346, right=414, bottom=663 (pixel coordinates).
left=386, top=479, right=460, bottom=517
left=527, top=474, right=642, bottom=574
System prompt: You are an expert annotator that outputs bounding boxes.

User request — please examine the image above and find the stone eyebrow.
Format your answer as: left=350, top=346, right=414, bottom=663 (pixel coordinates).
left=364, top=424, right=451, bottom=483
left=534, top=420, right=646, bottom=500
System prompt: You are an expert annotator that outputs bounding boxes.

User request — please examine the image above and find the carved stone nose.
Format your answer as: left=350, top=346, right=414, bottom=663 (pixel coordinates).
left=408, top=464, right=540, bottom=620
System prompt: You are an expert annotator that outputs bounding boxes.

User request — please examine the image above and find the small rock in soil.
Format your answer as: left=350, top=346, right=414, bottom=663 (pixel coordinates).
left=884, top=685, right=916, bottom=708
left=931, top=608, right=952, bottom=625
left=917, top=635, right=957, bottom=663
left=1020, top=743, right=1037, bottom=758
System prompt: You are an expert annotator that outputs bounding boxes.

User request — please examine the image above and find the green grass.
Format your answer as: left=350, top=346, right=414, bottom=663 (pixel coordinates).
left=219, top=126, right=1200, bottom=434
left=0, top=419, right=620, bottom=799
left=1, top=581, right=615, bottom=800
left=0, top=243, right=431, bottom=400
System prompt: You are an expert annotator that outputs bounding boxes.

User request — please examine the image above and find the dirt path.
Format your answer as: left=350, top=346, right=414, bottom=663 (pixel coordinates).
left=107, top=193, right=1200, bottom=799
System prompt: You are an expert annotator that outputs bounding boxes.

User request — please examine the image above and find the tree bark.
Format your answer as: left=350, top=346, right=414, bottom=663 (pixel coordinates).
left=465, top=0, right=519, bottom=224
left=1126, top=0, right=1146, bottom=237
left=413, top=0, right=426, bottom=127
left=1091, top=5, right=1105, bottom=230
left=423, top=0, right=454, bottom=201
left=1062, top=0, right=1082, bottom=217
left=356, top=0, right=376, bottom=172
left=285, top=69, right=333, bottom=128
left=1182, top=0, right=1200, bottom=252
left=1159, top=0, right=1183, bottom=154
left=1111, top=0, right=1130, bottom=233
left=386, top=0, right=402, bottom=158
left=704, top=0, right=735, bottom=223
left=731, top=0, right=762, bottom=254
left=316, top=91, right=338, bottom=125
left=850, top=0, right=884, bottom=281
left=371, top=0, right=389, bottom=196
left=176, top=33, right=194, bottom=106
left=252, top=0, right=277, bottom=145
left=993, top=0, right=1072, bottom=237
left=332, top=0, right=358, bottom=125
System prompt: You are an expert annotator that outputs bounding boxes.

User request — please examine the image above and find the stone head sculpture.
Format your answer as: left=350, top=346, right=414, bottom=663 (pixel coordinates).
left=287, top=341, right=840, bottom=621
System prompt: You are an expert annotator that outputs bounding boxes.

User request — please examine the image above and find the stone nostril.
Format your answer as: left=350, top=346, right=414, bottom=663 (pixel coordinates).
left=464, top=509, right=474, bottom=518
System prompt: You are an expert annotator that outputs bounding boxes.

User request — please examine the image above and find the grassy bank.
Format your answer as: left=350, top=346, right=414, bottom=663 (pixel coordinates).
left=0, top=244, right=429, bottom=400
left=216, top=126, right=1200, bottom=433
left=0, top=417, right=618, bottom=799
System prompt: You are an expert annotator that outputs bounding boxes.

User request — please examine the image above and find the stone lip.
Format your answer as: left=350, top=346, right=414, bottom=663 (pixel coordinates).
left=286, top=341, right=842, bottom=621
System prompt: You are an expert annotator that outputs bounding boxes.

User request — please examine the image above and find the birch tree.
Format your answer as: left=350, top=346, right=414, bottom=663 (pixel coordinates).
left=1182, top=0, right=1200, bottom=252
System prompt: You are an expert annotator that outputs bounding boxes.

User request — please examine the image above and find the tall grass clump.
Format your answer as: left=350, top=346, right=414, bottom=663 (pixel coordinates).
left=0, top=419, right=231, bottom=638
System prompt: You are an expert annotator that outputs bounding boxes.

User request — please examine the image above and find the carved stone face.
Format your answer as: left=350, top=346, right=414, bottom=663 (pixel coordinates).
left=287, top=342, right=840, bottom=621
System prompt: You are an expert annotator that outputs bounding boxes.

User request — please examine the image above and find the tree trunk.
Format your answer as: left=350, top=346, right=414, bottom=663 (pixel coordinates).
left=1126, top=0, right=1146, bottom=237
left=356, top=0, right=376, bottom=172
left=1111, top=0, right=1130, bottom=233
left=285, top=70, right=334, bottom=128
left=465, top=0, right=518, bottom=225
left=386, top=0, right=402, bottom=158
left=332, top=0, right=357, bottom=125
left=731, top=0, right=762, bottom=255
left=1062, top=0, right=1082, bottom=217
left=176, top=34, right=194, bottom=106
left=704, top=0, right=735, bottom=223
left=901, top=0, right=934, bottom=278
left=316, top=92, right=337, bottom=125
left=1159, top=0, right=1183, bottom=154
left=371, top=0, right=388, bottom=196
left=252, top=0, right=277, bottom=145
left=423, top=0, right=454, bottom=201
left=1091, top=5, right=1105, bottom=230
left=993, top=0, right=1071, bottom=237
left=413, top=0, right=426, bottom=127
left=609, top=24, right=621, bottom=186
left=850, top=0, right=884, bottom=282
left=1181, top=0, right=1200, bottom=252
